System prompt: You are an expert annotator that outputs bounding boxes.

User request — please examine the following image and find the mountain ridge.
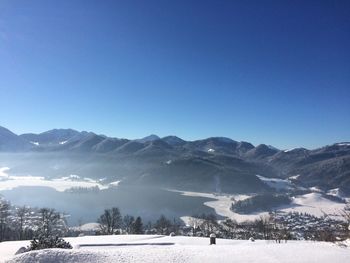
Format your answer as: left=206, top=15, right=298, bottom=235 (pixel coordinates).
left=1, top=125, right=349, bottom=194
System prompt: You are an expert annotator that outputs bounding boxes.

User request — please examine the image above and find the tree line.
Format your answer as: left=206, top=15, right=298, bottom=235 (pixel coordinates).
left=0, top=197, right=68, bottom=242
left=1, top=196, right=349, bottom=243
left=96, top=207, right=181, bottom=236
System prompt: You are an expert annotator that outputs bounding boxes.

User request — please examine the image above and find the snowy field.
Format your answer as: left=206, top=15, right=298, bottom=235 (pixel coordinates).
left=0, top=167, right=108, bottom=191
left=176, top=190, right=347, bottom=224
left=1, top=235, right=350, bottom=263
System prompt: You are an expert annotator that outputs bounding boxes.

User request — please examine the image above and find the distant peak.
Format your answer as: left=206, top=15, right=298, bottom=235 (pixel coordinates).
left=39, top=128, right=79, bottom=135
left=135, top=134, right=160, bottom=143
left=267, top=145, right=280, bottom=151
left=208, top=137, right=234, bottom=143
left=0, top=125, right=17, bottom=135
left=283, top=147, right=307, bottom=153
left=162, top=135, right=186, bottom=146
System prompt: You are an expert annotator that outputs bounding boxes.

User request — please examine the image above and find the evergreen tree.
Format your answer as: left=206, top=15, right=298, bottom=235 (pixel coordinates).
left=132, top=216, right=144, bottom=234
left=123, top=215, right=135, bottom=234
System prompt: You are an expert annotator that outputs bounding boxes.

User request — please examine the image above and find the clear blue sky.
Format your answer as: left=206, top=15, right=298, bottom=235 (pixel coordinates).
left=0, top=0, right=349, bottom=149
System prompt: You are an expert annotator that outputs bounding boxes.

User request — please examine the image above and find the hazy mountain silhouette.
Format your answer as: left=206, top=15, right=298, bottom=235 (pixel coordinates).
left=1, top=125, right=349, bottom=193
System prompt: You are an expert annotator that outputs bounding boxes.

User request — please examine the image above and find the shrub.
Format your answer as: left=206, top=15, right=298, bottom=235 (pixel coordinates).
left=27, top=235, right=72, bottom=251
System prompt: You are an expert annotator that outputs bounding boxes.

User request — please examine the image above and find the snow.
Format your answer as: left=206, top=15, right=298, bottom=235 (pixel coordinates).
left=69, top=174, right=80, bottom=179
left=310, top=186, right=323, bottom=193
left=284, top=148, right=297, bottom=152
left=288, top=174, right=300, bottom=180
left=172, top=189, right=347, bottom=223
left=171, top=190, right=258, bottom=223
left=256, top=175, right=293, bottom=190
left=59, top=140, right=68, bottom=145
left=327, top=188, right=343, bottom=198
left=1, top=235, right=350, bottom=263
left=108, top=181, right=120, bottom=187
left=166, top=160, right=172, bottom=165
left=0, top=167, right=10, bottom=179
left=0, top=168, right=108, bottom=191
left=279, top=193, right=347, bottom=218
left=207, top=148, right=215, bottom=153
left=336, top=143, right=350, bottom=146
left=83, top=178, right=98, bottom=183
left=70, top=223, right=101, bottom=232
left=29, top=141, right=39, bottom=146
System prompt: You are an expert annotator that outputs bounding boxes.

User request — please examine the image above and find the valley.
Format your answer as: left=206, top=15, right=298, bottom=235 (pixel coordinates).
left=0, top=126, right=349, bottom=227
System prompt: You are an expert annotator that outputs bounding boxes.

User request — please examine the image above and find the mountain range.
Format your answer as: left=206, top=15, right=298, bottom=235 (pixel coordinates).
left=0, top=125, right=349, bottom=194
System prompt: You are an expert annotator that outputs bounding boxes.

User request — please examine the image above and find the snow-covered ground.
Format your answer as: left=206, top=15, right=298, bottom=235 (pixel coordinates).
left=70, top=223, right=101, bottom=232
left=256, top=175, right=293, bottom=191
left=174, top=190, right=347, bottom=224
left=1, top=235, right=349, bottom=263
left=0, top=167, right=120, bottom=191
left=175, top=190, right=264, bottom=223
left=0, top=175, right=108, bottom=192
left=327, top=188, right=345, bottom=199
left=0, top=167, right=10, bottom=178
left=280, top=193, right=346, bottom=218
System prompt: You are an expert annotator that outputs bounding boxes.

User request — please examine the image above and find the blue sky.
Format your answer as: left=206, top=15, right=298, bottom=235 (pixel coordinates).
left=0, top=0, right=349, bottom=149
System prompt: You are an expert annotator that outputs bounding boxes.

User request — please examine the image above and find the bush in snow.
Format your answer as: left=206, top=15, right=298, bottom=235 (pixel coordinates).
left=27, top=235, right=72, bottom=251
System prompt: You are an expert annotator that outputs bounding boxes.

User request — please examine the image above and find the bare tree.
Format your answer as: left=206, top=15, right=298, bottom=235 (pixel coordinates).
left=16, top=206, right=29, bottom=240
left=154, top=215, right=172, bottom=235
left=256, top=214, right=272, bottom=240
left=0, top=198, right=10, bottom=241
left=198, top=213, right=218, bottom=237
left=98, top=207, right=122, bottom=235
left=221, top=218, right=238, bottom=239
left=341, top=204, right=350, bottom=238
left=188, top=216, right=202, bottom=236
left=37, top=208, right=66, bottom=237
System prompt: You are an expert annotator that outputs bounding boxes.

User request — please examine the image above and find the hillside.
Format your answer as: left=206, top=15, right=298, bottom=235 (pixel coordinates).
left=1, top=235, right=350, bottom=263
left=1, top=125, right=350, bottom=194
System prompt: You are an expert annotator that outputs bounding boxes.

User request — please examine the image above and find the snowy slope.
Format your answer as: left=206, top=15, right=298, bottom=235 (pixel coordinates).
left=176, top=190, right=262, bottom=223
left=0, top=167, right=120, bottom=191
left=278, top=193, right=346, bottom=218
left=256, top=175, right=293, bottom=191
left=175, top=190, right=347, bottom=224
left=1, top=235, right=350, bottom=263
